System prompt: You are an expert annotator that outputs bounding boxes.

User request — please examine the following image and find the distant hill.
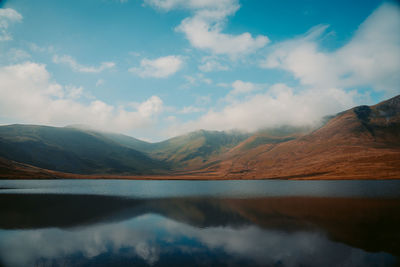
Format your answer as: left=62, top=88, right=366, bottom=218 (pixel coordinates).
left=0, top=125, right=167, bottom=174
left=0, top=95, right=399, bottom=179
left=147, top=130, right=250, bottom=169
left=98, top=129, right=250, bottom=169
left=71, top=127, right=250, bottom=170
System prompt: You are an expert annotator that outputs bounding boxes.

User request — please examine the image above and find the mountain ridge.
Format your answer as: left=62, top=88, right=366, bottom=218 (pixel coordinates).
left=0, top=95, right=399, bottom=179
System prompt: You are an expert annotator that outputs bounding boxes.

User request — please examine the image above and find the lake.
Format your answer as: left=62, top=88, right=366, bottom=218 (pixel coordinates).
left=0, top=180, right=399, bottom=267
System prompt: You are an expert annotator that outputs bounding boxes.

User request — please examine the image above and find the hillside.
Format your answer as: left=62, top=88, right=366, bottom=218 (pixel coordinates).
left=230, top=125, right=312, bottom=153
left=69, top=127, right=250, bottom=170
left=0, top=125, right=167, bottom=174
left=201, top=95, right=400, bottom=179
left=147, top=130, right=249, bottom=170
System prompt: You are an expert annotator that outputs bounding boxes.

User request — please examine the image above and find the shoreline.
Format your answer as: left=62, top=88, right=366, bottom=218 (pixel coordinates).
left=2, top=158, right=399, bottom=180
left=1, top=174, right=399, bottom=180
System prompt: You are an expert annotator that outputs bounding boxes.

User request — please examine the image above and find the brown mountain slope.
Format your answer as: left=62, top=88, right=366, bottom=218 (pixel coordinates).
left=199, top=95, right=400, bottom=179
left=0, top=157, right=58, bottom=179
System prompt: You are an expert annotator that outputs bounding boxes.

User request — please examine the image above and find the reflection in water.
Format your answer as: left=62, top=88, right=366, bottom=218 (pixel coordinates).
left=0, top=193, right=399, bottom=266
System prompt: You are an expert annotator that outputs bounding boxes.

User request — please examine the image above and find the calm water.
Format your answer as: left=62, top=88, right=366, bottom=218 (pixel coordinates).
left=0, top=180, right=399, bottom=267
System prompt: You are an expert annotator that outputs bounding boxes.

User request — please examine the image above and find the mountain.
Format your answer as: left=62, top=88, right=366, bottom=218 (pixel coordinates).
left=146, top=130, right=250, bottom=170
left=0, top=95, right=399, bottom=179
left=71, top=127, right=250, bottom=170
left=0, top=125, right=167, bottom=174
left=0, top=125, right=249, bottom=176
left=100, top=129, right=249, bottom=169
left=230, top=125, right=312, bottom=153
left=88, top=129, right=155, bottom=152
left=201, top=95, right=400, bottom=179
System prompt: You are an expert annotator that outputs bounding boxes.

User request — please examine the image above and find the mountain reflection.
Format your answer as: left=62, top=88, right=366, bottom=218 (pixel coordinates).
left=0, top=194, right=399, bottom=266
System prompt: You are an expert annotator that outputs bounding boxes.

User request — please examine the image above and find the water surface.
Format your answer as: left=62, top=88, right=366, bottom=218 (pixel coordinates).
left=0, top=180, right=399, bottom=266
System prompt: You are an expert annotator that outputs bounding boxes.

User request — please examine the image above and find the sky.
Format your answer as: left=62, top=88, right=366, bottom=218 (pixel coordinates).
left=0, top=0, right=399, bottom=141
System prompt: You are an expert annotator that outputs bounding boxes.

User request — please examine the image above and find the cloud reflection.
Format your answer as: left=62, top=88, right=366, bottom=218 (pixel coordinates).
left=0, top=215, right=160, bottom=266
left=0, top=213, right=394, bottom=267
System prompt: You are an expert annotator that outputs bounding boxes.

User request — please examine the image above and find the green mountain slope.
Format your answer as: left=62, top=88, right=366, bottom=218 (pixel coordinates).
left=0, top=125, right=167, bottom=174
left=234, top=125, right=313, bottom=152
left=99, top=129, right=251, bottom=167
left=98, top=128, right=250, bottom=169
left=147, top=130, right=250, bottom=169
left=77, top=128, right=154, bottom=152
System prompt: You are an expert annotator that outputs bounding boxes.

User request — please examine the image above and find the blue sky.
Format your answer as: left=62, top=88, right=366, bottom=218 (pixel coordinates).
left=0, top=0, right=399, bottom=140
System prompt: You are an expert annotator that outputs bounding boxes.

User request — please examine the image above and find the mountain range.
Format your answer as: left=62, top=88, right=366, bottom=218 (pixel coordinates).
left=0, top=95, right=399, bottom=179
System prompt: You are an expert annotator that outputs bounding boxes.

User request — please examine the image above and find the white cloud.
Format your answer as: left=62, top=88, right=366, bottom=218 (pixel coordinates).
left=136, top=96, right=163, bottom=117
left=198, top=56, right=229, bottom=72
left=145, top=0, right=269, bottom=57
left=7, top=48, right=31, bottom=62
left=224, top=80, right=266, bottom=103
left=167, top=83, right=360, bottom=136
left=52, top=55, right=115, bottom=73
left=176, top=16, right=269, bottom=57
left=129, top=55, right=183, bottom=78
left=179, top=106, right=204, bottom=114
left=0, top=48, right=31, bottom=64
left=65, top=85, right=84, bottom=99
left=0, top=8, right=22, bottom=41
left=230, top=80, right=260, bottom=95
left=0, top=62, right=163, bottom=133
left=183, top=73, right=212, bottom=88
left=261, top=3, right=400, bottom=95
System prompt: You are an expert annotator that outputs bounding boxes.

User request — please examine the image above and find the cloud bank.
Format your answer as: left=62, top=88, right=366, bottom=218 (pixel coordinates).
left=261, top=3, right=400, bottom=95
left=168, top=84, right=358, bottom=135
left=0, top=62, right=163, bottom=133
